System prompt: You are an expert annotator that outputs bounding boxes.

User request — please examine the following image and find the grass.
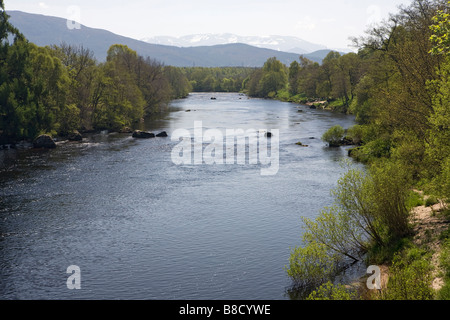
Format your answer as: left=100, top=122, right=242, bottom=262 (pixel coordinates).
left=406, top=190, right=425, bottom=209
left=438, top=231, right=450, bottom=300
left=425, top=196, right=440, bottom=207
left=366, top=237, right=414, bottom=265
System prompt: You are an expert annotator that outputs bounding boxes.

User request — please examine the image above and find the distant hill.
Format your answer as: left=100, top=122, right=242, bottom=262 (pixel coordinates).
left=142, top=34, right=328, bottom=55
left=7, top=11, right=338, bottom=67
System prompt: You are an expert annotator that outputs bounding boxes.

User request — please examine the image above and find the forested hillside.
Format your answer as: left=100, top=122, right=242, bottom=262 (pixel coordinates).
left=281, top=0, right=450, bottom=300
left=0, top=3, right=191, bottom=144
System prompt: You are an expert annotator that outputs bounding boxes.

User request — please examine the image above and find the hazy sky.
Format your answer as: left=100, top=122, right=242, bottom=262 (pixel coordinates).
left=5, top=0, right=413, bottom=49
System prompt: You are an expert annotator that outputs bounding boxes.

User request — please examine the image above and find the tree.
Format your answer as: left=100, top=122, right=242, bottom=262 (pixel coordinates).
left=246, top=57, right=287, bottom=98
left=164, top=66, right=191, bottom=99
left=426, top=3, right=450, bottom=200
left=50, top=43, right=97, bottom=130
left=288, top=60, right=301, bottom=95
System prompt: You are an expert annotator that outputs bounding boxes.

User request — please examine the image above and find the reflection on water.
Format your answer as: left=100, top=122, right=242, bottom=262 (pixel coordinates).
left=0, top=93, right=362, bottom=300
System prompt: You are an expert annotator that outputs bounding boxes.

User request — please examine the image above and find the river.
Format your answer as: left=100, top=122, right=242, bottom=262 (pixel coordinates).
left=0, top=92, right=362, bottom=300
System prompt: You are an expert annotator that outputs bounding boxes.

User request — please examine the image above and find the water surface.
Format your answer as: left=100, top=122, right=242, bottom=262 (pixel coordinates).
left=0, top=93, right=360, bottom=300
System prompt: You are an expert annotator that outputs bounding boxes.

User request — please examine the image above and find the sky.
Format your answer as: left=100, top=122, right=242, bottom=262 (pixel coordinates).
left=4, top=0, right=414, bottom=50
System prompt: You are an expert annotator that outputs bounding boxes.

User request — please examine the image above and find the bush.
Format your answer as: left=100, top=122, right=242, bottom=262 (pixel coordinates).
left=287, top=162, right=413, bottom=293
left=381, top=248, right=434, bottom=300
left=346, top=125, right=365, bottom=145
left=406, top=190, right=425, bottom=209
left=438, top=283, right=450, bottom=300
left=351, top=139, right=392, bottom=163
left=307, top=281, right=356, bottom=300
left=285, top=241, right=338, bottom=289
left=368, top=161, right=412, bottom=241
left=437, top=237, right=450, bottom=300
left=322, top=125, right=345, bottom=147
left=425, top=196, right=439, bottom=207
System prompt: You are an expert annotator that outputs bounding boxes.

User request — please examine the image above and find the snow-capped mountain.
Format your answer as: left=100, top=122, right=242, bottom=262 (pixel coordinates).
left=141, top=34, right=329, bottom=54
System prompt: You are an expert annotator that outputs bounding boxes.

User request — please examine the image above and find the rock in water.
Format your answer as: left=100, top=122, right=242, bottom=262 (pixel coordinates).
left=33, top=135, right=56, bottom=149
left=132, top=130, right=155, bottom=139
left=156, top=131, right=168, bottom=137
left=68, top=131, right=83, bottom=141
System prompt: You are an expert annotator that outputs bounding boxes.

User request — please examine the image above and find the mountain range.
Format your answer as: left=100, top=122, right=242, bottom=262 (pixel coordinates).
left=141, top=34, right=329, bottom=55
left=7, top=11, right=341, bottom=67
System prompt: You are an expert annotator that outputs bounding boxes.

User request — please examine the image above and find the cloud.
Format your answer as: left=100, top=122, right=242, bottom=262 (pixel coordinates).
left=39, top=2, right=49, bottom=9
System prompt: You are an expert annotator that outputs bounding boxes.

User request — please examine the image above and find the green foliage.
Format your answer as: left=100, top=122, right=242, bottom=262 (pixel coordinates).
left=245, top=57, right=287, bottom=98
left=429, top=2, right=450, bottom=56
left=426, top=56, right=450, bottom=200
left=287, top=161, right=413, bottom=292
left=286, top=0, right=450, bottom=299
left=321, top=125, right=345, bottom=147
left=438, top=238, right=450, bottom=299
left=306, top=281, right=356, bottom=300
left=369, top=160, right=412, bottom=241
left=406, top=190, right=425, bottom=209
left=345, top=125, right=365, bottom=145
left=285, top=241, right=338, bottom=289
left=349, top=138, right=392, bottom=163
left=183, top=67, right=254, bottom=93
left=425, top=196, right=440, bottom=207
left=0, top=4, right=191, bottom=142
left=381, top=248, right=434, bottom=300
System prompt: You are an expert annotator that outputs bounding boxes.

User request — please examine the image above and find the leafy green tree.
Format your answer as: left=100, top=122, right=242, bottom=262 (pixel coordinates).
left=427, top=5, right=450, bottom=200
left=93, top=53, right=145, bottom=131
left=50, top=43, right=97, bottom=131
left=259, top=57, right=287, bottom=97
left=164, top=66, right=191, bottom=99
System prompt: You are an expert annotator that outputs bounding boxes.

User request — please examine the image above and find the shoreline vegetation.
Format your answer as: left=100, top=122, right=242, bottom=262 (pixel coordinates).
left=281, top=0, right=450, bottom=300
left=1, top=0, right=450, bottom=301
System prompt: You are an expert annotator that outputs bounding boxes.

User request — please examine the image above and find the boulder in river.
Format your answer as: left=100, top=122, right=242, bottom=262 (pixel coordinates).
left=68, top=131, right=83, bottom=141
left=33, top=135, right=56, bottom=149
left=132, top=130, right=155, bottom=139
left=156, top=131, right=168, bottom=137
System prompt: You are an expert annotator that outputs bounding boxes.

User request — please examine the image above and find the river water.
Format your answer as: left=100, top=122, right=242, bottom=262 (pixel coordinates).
left=0, top=92, right=361, bottom=300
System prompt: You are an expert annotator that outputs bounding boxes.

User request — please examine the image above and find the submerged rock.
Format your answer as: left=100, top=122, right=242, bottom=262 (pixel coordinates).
left=33, top=135, right=56, bottom=149
left=68, top=131, right=83, bottom=141
left=296, top=142, right=309, bottom=147
left=156, top=131, right=168, bottom=137
left=132, top=130, right=155, bottom=139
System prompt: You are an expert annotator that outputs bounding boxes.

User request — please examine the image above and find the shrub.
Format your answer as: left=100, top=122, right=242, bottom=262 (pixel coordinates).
left=382, top=249, right=434, bottom=300
left=368, top=161, right=412, bottom=241
left=322, top=125, right=345, bottom=147
left=307, top=281, right=356, bottom=300
left=287, top=162, right=413, bottom=293
left=346, top=125, right=365, bottom=145
left=406, top=190, right=425, bottom=209
left=425, top=196, right=439, bottom=207
left=285, top=241, right=338, bottom=289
